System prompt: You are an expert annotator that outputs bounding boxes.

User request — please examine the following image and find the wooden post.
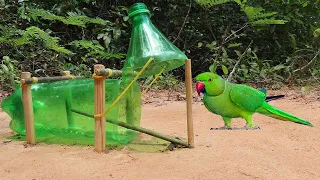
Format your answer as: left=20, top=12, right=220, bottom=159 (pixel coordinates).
left=63, top=71, right=75, bottom=129
left=185, top=59, right=194, bottom=147
left=21, top=72, right=36, bottom=144
left=94, top=65, right=106, bottom=152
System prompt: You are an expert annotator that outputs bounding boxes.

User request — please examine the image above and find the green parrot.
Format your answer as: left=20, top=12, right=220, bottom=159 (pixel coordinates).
left=195, top=72, right=313, bottom=130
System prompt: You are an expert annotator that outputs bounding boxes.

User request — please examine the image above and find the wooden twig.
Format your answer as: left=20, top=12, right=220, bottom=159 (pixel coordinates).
left=70, top=109, right=191, bottom=148
left=293, top=49, right=320, bottom=73
left=21, top=76, right=85, bottom=85
left=224, top=23, right=248, bottom=43
left=173, top=0, right=192, bottom=44
left=309, top=69, right=320, bottom=83
left=228, top=41, right=253, bottom=81
left=215, top=25, right=230, bottom=62
left=214, top=24, right=248, bottom=63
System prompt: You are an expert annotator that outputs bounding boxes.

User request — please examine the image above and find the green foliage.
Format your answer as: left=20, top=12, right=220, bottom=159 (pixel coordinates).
left=195, top=0, right=233, bottom=6
left=20, top=8, right=108, bottom=27
left=194, top=0, right=287, bottom=25
left=0, top=56, right=20, bottom=91
left=314, top=29, right=320, bottom=38
left=145, top=73, right=180, bottom=90
left=0, top=25, right=72, bottom=54
left=69, top=40, right=125, bottom=62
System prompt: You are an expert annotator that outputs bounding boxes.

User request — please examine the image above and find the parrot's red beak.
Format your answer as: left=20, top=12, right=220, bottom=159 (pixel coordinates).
left=196, top=81, right=205, bottom=96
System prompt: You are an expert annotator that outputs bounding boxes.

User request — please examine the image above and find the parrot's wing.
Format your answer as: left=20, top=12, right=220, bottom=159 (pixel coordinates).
left=230, top=84, right=266, bottom=112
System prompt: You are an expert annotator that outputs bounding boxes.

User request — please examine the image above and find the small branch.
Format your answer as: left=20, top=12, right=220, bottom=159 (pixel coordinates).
left=293, top=49, right=320, bottom=73
left=173, top=0, right=192, bottom=44
left=227, top=41, right=253, bottom=81
left=215, top=24, right=230, bottom=62
left=214, top=23, right=248, bottom=63
left=309, top=69, right=320, bottom=83
left=224, top=23, right=248, bottom=44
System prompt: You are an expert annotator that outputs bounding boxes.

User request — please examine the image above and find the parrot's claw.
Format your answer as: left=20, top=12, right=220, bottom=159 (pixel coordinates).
left=210, top=126, right=233, bottom=130
left=239, top=125, right=260, bottom=130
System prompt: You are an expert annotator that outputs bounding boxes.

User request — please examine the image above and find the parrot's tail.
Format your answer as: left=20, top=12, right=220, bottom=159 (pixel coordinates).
left=257, top=102, right=313, bottom=127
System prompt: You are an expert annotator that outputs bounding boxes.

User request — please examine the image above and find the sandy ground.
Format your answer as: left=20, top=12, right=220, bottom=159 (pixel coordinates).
left=0, top=89, right=320, bottom=180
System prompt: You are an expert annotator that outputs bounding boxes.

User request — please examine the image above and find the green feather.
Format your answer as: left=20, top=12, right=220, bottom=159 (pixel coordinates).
left=230, top=85, right=265, bottom=112
left=257, top=102, right=313, bottom=126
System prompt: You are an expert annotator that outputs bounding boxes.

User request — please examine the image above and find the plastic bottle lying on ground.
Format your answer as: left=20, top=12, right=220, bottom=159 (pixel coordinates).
left=1, top=78, right=141, bottom=145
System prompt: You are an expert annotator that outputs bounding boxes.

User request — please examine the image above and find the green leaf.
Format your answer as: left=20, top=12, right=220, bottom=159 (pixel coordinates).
left=97, top=33, right=105, bottom=39
left=251, top=19, right=287, bottom=25
left=0, top=0, right=5, bottom=7
left=227, top=43, right=242, bottom=48
left=104, top=36, right=111, bottom=48
left=113, top=28, right=121, bottom=40
left=209, top=64, right=216, bottom=73
left=292, top=18, right=304, bottom=24
left=314, top=29, right=320, bottom=38
left=301, top=86, right=313, bottom=93
left=8, top=63, right=14, bottom=71
left=2, top=56, right=10, bottom=62
left=258, top=62, right=264, bottom=72
left=1, top=64, right=9, bottom=73
left=194, top=0, right=233, bottom=8
left=197, top=42, right=203, bottom=48
left=302, top=2, right=308, bottom=7
left=273, top=64, right=286, bottom=71
left=288, top=33, right=296, bottom=50
left=234, top=50, right=242, bottom=57
left=259, top=70, right=266, bottom=78
left=221, top=65, right=228, bottom=75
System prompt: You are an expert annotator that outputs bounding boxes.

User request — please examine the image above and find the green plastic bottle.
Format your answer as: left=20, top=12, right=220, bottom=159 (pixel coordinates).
left=1, top=79, right=141, bottom=145
left=123, top=3, right=188, bottom=78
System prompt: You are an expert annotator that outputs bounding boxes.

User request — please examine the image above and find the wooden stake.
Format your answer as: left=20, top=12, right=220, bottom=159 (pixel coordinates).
left=185, top=59, right=194, bottom=147
left=94, top=65, right=106, bottom=152
left=62, top=71, right=75, bottom=129
left=21, top=72, right=36, bottom=144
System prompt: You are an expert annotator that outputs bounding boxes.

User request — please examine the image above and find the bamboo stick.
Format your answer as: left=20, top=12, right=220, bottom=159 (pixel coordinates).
left=95, top=68, right=123, bottom=77
left=70, top=109, right=190, bottom=148
left=21, top=72, right=36, bottom=144
left=21, top=76, right=85, bottom=85
left=185, top=59, right=194, bottom=148
left=94, top=64, right=106, bottom=152
left=63, top=71, right=75, bottom=129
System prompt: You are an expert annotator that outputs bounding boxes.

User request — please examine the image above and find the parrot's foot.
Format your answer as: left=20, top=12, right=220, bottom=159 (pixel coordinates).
left=210, top=126, right=233, bottom=130
left=238, top=125, right=260, bottom=130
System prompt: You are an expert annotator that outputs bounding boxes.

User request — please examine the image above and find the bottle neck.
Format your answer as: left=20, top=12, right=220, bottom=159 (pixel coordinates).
left=131, top=13, right=151, bottom=26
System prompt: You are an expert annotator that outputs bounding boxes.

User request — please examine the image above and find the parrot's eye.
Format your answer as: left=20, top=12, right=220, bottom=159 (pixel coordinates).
left=208, top=78, right=213, bottom=82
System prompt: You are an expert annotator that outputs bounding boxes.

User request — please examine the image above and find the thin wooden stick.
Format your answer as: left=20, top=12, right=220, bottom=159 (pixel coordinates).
left=227, top=41, right=253, bottom=81
left=21, top=76, right=85, bottom=84
left=94, top=64, right=106, bottom=152
left=21, top=72, right=36, bottom=144
left=185, top=59, right=194, bottom=147
left=71, top=109, right=190, bottom=147
left=62, top=71, right=75, bottom=129
left=141, top=68, right=165, bottom=96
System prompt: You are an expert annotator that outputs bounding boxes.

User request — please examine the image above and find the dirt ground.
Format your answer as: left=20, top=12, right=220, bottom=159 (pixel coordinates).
left=0, top=88, right=320, bottom=180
